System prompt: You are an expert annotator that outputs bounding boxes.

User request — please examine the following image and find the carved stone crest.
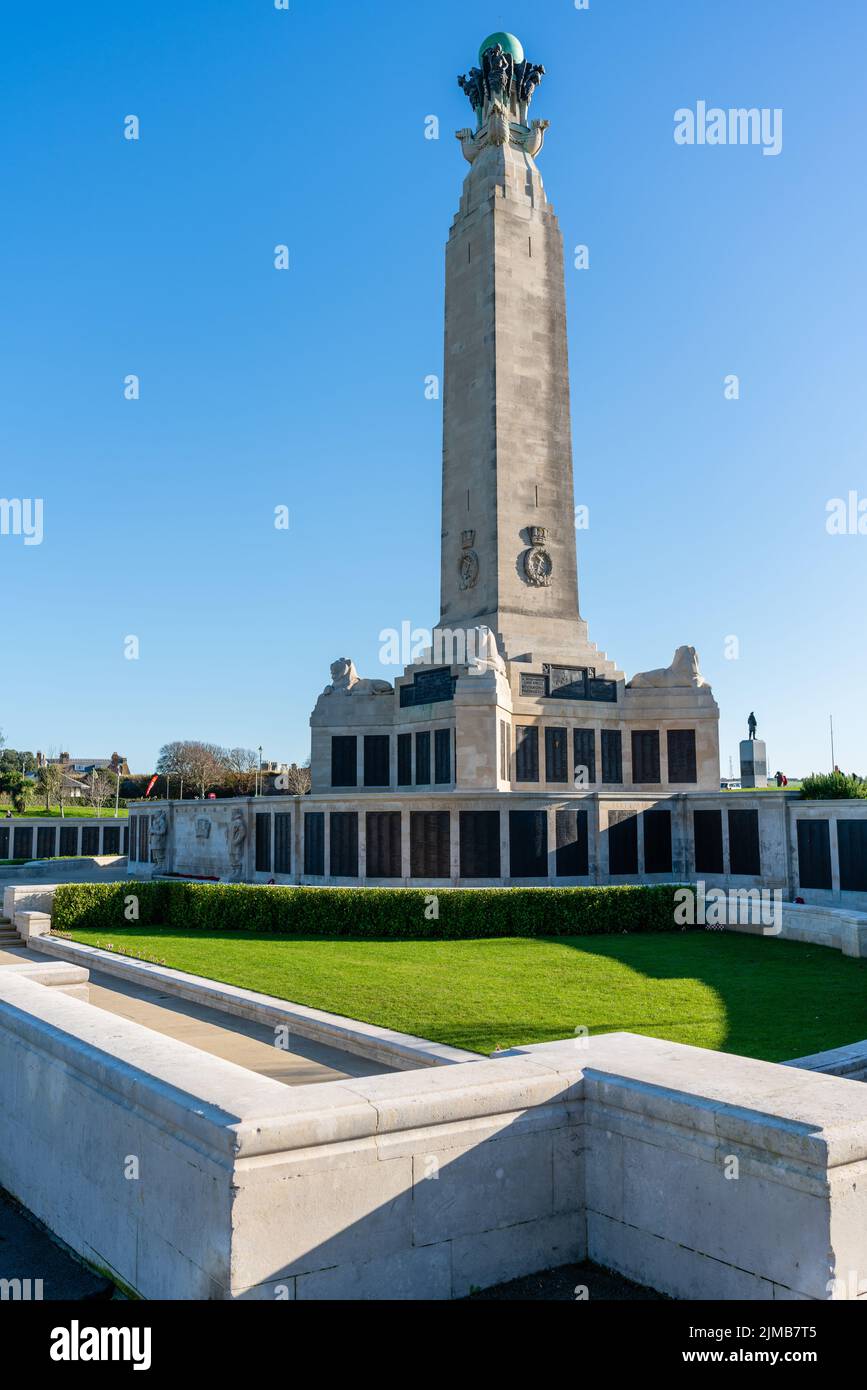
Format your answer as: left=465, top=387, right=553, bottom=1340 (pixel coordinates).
left=523, top=525, right=553, bottom=587
left=459, top=528, right=479, bottom=590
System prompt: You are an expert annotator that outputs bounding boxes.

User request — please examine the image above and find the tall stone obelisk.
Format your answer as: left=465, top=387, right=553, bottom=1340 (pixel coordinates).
left=440, top=33, right=588, bottom=663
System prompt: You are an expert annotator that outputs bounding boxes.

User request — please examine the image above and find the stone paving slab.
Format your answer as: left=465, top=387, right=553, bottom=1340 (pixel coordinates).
left=84, top=968, right=395, bottom=1087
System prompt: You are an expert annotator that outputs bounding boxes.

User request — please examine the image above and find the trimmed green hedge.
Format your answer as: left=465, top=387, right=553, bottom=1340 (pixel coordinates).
left=800, top=772, right=867, bottom=800
left=52, top=881, right=689, bottom=939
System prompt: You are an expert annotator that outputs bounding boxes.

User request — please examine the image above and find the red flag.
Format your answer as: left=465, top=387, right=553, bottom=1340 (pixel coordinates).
left=145, top=775, right=158, bottom=798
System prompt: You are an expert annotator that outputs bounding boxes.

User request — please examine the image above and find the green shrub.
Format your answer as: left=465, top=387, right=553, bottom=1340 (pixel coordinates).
left=800, top=772, right=867, bottom=801
left=52, top=881, right=690, bottom=939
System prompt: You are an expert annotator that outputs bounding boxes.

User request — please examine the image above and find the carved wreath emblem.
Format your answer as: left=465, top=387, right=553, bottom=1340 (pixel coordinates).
left=459, top=529, right=479, bottom=590
left=524, top=525, right=553, bottom=587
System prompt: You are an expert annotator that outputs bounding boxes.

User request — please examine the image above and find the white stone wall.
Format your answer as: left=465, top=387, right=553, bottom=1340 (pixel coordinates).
left=126, top=792, right=867, bottom=906
left=2, top=973, right=866, bottom=1301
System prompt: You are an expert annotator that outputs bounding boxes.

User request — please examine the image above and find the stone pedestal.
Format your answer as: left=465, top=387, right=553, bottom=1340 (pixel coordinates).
left=740, top=739, right=768, bottom=788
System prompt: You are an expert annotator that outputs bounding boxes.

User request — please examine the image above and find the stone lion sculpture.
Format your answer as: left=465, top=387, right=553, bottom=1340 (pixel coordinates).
left=463, top=625, right=506, bottom=675
left=627, top=645, right=708, bottom=689
left=323, top=658, right=392, bottom=696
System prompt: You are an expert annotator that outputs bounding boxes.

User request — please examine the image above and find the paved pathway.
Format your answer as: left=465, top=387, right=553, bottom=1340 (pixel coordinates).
left=0, top=946, right=393, bottom=1086
left=84, top=968, right=394, bottom=1085
left=0, top=1188, right=116, bottom=1300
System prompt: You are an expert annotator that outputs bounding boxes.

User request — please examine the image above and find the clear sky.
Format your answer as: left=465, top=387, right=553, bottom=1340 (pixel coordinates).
left=1, top=0, right=864, bottom=778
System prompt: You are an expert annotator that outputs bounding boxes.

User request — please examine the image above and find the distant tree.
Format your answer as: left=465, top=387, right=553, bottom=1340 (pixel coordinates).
left=281, top=761, right=312, bottom=795
left=222, top=747, right=257, bottom=796
left=156, top=741, right=226, bottom=798
left=224, top=747, right=257, bottom=775
left=0, top=769, right=28, bottom=813
left=36, top=763, right=63, bottom=812
left=87, top=769, right=117, bottom=813
left=0, top=747, right=36, bottom=775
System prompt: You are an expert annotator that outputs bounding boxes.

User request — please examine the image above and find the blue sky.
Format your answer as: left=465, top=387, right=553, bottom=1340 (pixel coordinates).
left=1, top=0, right=864, bottom=777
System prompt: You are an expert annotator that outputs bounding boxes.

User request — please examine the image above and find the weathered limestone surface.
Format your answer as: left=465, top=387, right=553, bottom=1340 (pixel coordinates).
left=2, top=965, right=866, bottom=1301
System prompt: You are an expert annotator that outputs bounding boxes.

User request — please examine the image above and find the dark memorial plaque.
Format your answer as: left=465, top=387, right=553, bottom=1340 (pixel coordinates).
left=643, top=809, right=673, bottom=874
left=573, top=729, right=596, bottom=785
left=37, top=826, right=56, bottom=859
left=520, top=673, right=547, bottom=697
left=81, top=826, right=100, bottom=857
left=128, top=818, right=138, bottom=862
left=13, top=826, right=33, bottom=860
left=608, top=811, right=638, bottom=875
left=364, top=734, right=390, bottom=788
left=123, top=825, right=129, bottom=855
left=410, top=811, right=451, bottom=879
left=556, top=808, right=589, bottom=877
left=139, top=817, right=149, bottom=864
left=434, top=728, right=451, bottom=784
left=459, top=810, right=501, bottom=878
left=331, top=735, right=357, bottom=788
left=415, top=730, right=431, bottom=785
left=631, top=731, right=661, bottom=784
left=545, top=727, right=568, bottom=783
left=601, top=729, right=623, bottom=784
left=509, top=810, right=548, bottom=877
left=0, top=826, right=9, bottom=860
left=515, top=725, right=539, bottom=782
left=839, top=819, right=867, bottom=892
left=366, top=812, right=401, bottom=878
left=400, top=667, right=457, bottom=709
left=693, top=809, right=723, bottom=873
left=667, top=729, right=697, bottom=784
left=728, top=808, right=761, bottom=877
left=545, top=665, right=588, bottom=700
left=796, top=819, right=832, bottom=891
left=397, top=732, right=412, bottom=787
left=304, top=812, right=325, bottom=876
left=58, top=822, right=78, bottom=856
left=330, top=812, right=359, bottom=877
left=274, top=813, right=292, bottom=874
left=255, top=813, right=272, bottom=872
left=523, top=666, right=617, bottom=704
left=587, top=678, right=617, bottom=703
left=103, top=826, right=121, bottom=856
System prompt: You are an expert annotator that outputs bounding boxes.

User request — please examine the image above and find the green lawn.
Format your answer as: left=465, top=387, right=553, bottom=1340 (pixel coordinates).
left=62, top=928, right=867, bottom=1061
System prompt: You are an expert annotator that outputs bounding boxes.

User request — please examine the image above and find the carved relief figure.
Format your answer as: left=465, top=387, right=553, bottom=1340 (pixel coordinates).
left=228, top=809, right=247, bottom=881
left=150, top=809, right=168, bottom=868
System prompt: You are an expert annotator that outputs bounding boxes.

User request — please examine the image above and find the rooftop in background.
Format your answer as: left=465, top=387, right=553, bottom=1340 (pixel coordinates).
left=35, top=753, right=129, bottom=776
